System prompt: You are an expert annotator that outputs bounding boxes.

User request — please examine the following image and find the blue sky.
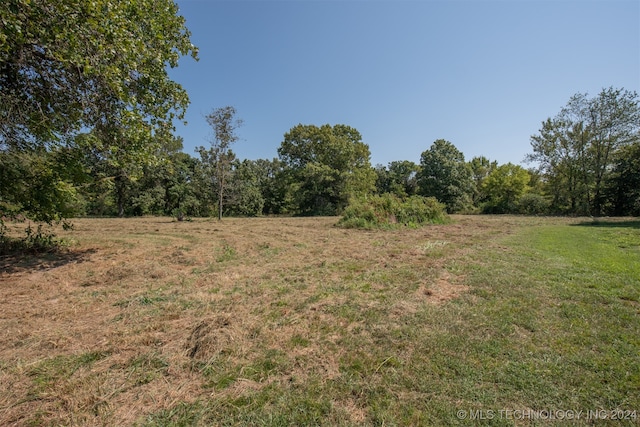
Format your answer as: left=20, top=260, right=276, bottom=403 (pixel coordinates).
left=168, top=0, right=639, bottom=167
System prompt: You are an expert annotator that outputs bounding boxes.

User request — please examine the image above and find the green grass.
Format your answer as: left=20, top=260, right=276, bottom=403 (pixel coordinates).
left=440, top=220, right=640, bottom=424
left=26, top=351, right=110, bottom=403
left=216, top=241, right=238, bottom=262
left=137, top=218, right=639, bottom=426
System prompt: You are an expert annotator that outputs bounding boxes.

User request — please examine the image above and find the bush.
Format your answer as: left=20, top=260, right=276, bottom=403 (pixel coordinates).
left=517, top=193, right=550, bottom=215
left=0, top=221, right=70, bottom=255
left=481, top=199, right=518, bottom=214
left=337, top=194, right=448, bottom=229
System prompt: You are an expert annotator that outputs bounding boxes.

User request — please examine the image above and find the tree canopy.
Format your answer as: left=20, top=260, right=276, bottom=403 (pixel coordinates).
left=0, top=0, right=197, bottom=224
left=481, top=163, right=530, bottom=213
left=1, top=0, right=197, bottom=149
left=374, top=160, right=420, bottom=198
left=527, top=87, right=639, bottom=215
left=278, top=124, right=376, bottom=215
left=417, top=139, right=473, bottom=213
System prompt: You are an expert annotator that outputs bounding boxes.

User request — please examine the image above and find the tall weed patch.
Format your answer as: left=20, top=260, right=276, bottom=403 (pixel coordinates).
left=0, top=220, right=70, bottom=254
left=337, top=194, right=448, bottom=229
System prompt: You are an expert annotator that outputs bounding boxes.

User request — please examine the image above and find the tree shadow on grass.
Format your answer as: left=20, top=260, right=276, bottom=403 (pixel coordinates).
left=571, top=219, right=640, bottom=229
left=0, top=248, right=97, bottom=275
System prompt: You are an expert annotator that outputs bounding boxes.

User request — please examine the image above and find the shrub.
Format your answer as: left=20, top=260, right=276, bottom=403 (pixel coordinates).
left=337, top=194, right=448, bottom=229
left=517, top=193, right=550, bottom=215
left=0, top=221, right=70, bottom=255
left=481, top=199, right=518, bottom=214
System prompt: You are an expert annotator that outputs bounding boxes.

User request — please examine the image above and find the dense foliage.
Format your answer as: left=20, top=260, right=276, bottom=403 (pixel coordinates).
left=1, top=0, right=197, bottom=223
left=527, top=88, right=639, bottom=216
left=277, top=124, right=376, bottom=215
left=417, top=139, right=474, bottom=213
left=480, top=163, right=531, bottom=214
left=374, top=160, right=420, bottom=197
left=55, top=89, right=634, bottom=221
left=337, top=194, right=448, bottom=229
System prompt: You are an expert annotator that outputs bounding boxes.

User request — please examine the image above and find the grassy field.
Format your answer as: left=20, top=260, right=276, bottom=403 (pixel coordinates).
left=0, top=215, right=638, bottom=426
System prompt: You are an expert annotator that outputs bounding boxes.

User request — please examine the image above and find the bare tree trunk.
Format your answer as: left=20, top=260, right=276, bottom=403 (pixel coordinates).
left=218, top=183, right=223, bottom=221
left=114, top=172, right=127, bottom=218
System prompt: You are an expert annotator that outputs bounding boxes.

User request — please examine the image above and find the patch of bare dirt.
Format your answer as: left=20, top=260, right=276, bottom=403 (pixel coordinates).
left=424, top=270, right=470, bottom=304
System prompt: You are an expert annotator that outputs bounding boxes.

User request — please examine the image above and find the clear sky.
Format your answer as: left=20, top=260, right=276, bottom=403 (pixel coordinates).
left=168, top=0, right=639, bottom=167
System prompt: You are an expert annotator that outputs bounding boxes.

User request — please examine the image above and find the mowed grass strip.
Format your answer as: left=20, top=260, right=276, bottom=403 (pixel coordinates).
left=0, top=216, right=638, bottom=425
left=434, top=219, right=640, bottom=424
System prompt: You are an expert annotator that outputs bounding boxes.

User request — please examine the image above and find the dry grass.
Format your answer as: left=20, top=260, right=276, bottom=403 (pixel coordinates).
left=2, top=215, right=631, bottom=425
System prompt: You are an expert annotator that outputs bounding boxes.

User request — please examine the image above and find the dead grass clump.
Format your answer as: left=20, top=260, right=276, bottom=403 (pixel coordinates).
left=105, top=264, right=137, bottom=282
left=185, top=316, right=237, bottom=360
left=333, top=398, right=368, bottom=424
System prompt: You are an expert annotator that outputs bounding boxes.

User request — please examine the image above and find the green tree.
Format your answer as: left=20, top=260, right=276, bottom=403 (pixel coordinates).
left=606, top=142, right=640, bottom=216
left=528, top=117, right=585, bottom=213
left=468, top=156, right=497, bottom=206
left=587, top=88, right=640, bottom=213
left=0, top=146, right=86, bottom=223
left=390, top=160, right=420, bottom=196
left=75, top=127, right=180, bottom=217
left=373, top=164, right=391, bottom=195
left=131, top=150, right=201, bottom=219
left=75, top=134, right=117, bottom=216
left=527, top=88, right=639, bottom=215
left=417, top=139, right=473, bottom=213
left=278, top=124, right=376, bottom=215
left=226, top=159, right=265, bottom=217
left=0, top=0, right=197, bottom=221
left=374, top=161, right=420, bottom=197
left=481, top=163, right=530, bottom=213
left=163, top=152, right=201, bottom=219
left=197, top=106, right=243, bottom=220
left=257, top=158, right=291, bottom=215
left=129, top=136, right=184, bottom=216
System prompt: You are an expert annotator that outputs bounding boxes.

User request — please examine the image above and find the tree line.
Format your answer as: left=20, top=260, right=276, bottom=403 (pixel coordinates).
left=5, top=87, right=639, bottom=223
left=1, top=1, right=639, bottom=232
left=2, top=91, right=640, bottom=225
